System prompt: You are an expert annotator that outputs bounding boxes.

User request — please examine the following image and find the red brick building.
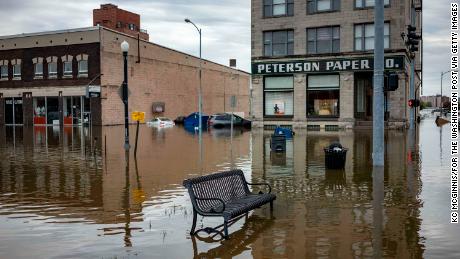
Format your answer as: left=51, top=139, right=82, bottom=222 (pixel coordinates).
left=0, top=27, right=249, bottom=126
left=93, top=4, right=149, bottom=41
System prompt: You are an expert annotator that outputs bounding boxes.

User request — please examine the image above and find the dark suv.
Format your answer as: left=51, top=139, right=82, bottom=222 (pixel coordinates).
left=208, top=113, right=251, bottom=129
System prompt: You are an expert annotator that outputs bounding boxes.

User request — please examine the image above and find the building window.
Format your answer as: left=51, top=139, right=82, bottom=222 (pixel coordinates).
left=307, top=26, right=340, bottom=54
left=32, top=57, right=44, bottom=79
left=129, top=24, right=135, bottom=30
left=0, top=64, right=7, bottom=80
left=355, top=0, right=390, bottom=8
left=354, top=23, right=390, bottom=51
left=264, top=30, right=294, bottom=56
left=307, top=74, right=340, bottom=117
left=116, top=21, right=122, bottom=28
left=63, top=61, right=73, bottom=77
left=13, top=64, right=21, bottom=79
left=78, top=60, right=88, bottom=77
left=48, top=62, right=57, bottom=78
left=264, top=0, right=294, bottom=17
left=35, top=63, right=43, bottom=77
left=307, top=0, right=340, bottom=14
left=264, top=76, right=294, bottom=116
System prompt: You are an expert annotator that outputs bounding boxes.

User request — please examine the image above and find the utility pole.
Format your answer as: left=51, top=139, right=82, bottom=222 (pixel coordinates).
left=373, top=0, right=385, bottom=166
left=409, top=5, right=416, bottom=130
left=121, top=41, right=130, bottom=151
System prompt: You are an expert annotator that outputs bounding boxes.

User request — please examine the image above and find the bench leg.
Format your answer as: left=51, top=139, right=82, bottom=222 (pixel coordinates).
left=223, top=220, right=229, bottom=239
left=190, top=209, right=197, bottom=235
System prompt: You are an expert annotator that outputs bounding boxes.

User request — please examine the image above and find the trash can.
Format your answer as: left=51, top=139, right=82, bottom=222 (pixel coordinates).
left=324, top=143, right=348, bottom=169
left=274, top=126, right=294, bottom=139
left=270, top=134, right=286, bottom=152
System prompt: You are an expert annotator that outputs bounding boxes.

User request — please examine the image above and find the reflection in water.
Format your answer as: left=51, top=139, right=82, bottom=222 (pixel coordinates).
left=0, top=116, right=456, bottom=258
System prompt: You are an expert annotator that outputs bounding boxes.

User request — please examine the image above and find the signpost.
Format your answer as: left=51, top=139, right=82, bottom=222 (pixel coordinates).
left=131, top=111, right=145, bottom=157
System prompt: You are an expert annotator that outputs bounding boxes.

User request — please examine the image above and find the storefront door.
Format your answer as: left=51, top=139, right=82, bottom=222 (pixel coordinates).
left=355, top=73, right=373, bottom=121
left=4, top=98, right=23, bottom=125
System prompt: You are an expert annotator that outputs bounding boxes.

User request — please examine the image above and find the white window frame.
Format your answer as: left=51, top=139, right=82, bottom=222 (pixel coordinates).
left=12, top=64, right=21, bottom=79
left=48, top=62, right=58, bottom=78
left=63, top=61, right=73, bottom=77
left=34, top=63, right=43, bottom=79
left=264, top=76, right=294, bottom=117
left=78, top=60, right=88, bottom=77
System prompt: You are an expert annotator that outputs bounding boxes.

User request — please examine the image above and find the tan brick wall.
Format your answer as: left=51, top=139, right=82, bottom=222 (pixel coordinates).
left=339, top=71, right=354, bottom=122
left=99, top=28, right=250, bottom=125
left=251, top=0, right=420, bottom=129
left=252, top=0, right=410, bottom=57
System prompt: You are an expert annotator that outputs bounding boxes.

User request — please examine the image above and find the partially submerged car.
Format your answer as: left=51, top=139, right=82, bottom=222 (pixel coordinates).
left=207, top=113, right=251, bottom=129
left=147, top=117, right=175, bottom=127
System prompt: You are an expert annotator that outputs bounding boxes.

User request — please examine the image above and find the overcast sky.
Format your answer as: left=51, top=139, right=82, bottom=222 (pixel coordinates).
left=0, top=0, right=453, bottom=96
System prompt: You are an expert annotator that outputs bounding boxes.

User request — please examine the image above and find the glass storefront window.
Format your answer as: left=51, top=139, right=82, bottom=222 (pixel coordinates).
left=264, top=76, right=294, bottom=116
left=307, top=74, right=340, bottom=117
left=33, top=97, right=46, bottom=125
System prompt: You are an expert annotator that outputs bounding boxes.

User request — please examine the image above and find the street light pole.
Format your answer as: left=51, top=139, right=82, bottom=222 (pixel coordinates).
left=185, top=18, right=203, bottom=135
left=121, top=40, right=130, bottom=150
left=373, top=0, right=385, bottom=166
left=440, top=71, right=450, bottom=109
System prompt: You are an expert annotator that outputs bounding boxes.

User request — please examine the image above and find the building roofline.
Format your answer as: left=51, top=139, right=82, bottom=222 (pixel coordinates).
left=0, top=26, right=99, bottom=40
left=0, top=25, right=250, bottom=75
left=100, top=26, right=250, bottom=75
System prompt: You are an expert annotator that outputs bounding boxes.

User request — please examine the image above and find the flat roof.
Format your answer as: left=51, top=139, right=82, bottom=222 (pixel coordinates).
left=0, top=26, right=99, bottom=40
left=0, top=25, right=250, bottom=75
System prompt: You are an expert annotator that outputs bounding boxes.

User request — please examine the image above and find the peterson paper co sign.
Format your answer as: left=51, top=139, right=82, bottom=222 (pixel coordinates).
left=252, top=56, right=404, bottom=75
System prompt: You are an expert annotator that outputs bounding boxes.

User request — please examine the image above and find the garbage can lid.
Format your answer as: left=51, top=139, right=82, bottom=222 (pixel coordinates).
left=328, top=142, right=343, bottom=149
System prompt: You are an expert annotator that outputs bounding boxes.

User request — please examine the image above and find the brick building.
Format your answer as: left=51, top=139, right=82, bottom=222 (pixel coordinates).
left=0, top=26, right=249, bottom=126
left=251, top=0, right=422, bottom=129
left=93, top=4, right=149, bottom=41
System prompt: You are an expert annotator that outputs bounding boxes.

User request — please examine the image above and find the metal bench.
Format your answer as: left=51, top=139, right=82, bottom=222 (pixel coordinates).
left=183, top=169, right=276, bottom=239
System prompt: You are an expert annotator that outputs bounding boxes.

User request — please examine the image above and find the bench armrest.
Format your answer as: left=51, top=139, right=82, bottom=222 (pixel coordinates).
left=245, top=182, right=272, bottom=194
left=195, top=197, right=226, bottom=213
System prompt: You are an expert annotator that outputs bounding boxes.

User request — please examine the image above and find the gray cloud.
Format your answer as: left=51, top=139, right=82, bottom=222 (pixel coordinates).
left=0, top=0, right=453, bottom=95
left=0, top=0, right=250, bottom=72
left=422, top=0, right=455, bottom=96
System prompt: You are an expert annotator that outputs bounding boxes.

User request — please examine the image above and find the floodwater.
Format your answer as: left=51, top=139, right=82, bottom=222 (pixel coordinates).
left=0, top=114, right=457, bottom=258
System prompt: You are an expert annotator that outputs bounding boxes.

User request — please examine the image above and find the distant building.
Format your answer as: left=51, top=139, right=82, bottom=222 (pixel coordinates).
left=420, top=95, right=450, bottom=108
left=251, top=0, right=422, bottom=129
left=0, top=6, right=249, bottom=126
left=93, top=3, right=149, bottom=41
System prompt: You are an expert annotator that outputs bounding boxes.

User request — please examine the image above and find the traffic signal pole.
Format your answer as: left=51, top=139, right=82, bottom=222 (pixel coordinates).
left=409, top=7, right=416, bottom=130
left=373, top=0, right=385, bottom=166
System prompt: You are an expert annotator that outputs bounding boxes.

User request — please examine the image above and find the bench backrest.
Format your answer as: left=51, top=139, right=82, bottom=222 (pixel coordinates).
left=183, top=170, right=250, bottom=212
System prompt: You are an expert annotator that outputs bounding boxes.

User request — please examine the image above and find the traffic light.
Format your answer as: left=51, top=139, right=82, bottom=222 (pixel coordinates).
left=384, top=73, right=399, bottom=91
left=408, top=99, right=420, bottom=108
left=406, top=25, right=421, bottom=53
left=408, top=99, right=415, bottom=107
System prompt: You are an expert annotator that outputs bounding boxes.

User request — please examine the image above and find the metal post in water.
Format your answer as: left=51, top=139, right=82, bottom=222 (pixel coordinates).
left=121, top=41, right=130, bottom=151
left=185, top=18, right=204, bottom=174
left=134, top=121, right=140, bottom=157
left=372, top=166, right=384, bottom=258
left=409, top=5, right=417, bottom=130
left=104, top=135, right=107, bottom=157
left=373, top=0, right=385, bottom=166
